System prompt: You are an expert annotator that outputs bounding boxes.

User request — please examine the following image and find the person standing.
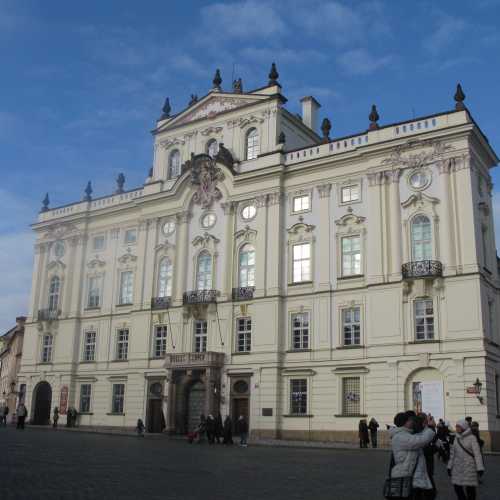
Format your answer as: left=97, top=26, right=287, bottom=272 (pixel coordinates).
left=368, top=417, right=379, bottom=448
left=16, top=403, right=27, bottom=430
left=206, top=414, right=216, bottom=444
left=52, top=407, right=59, bottom=428
left=448, top=419, right=484, bottom=500
left=0, top=405, right=8, bottom=426
left=358, top=419, right=369, bottom=448
left=236, top=415, right=248, bottom=447
left=470, top=422, right=484, bottom=454
left=223, top=415, right=233, bottom=445
left=215, top=413, right=223, bottom=444
left=136, top=418, right=145, bottom=437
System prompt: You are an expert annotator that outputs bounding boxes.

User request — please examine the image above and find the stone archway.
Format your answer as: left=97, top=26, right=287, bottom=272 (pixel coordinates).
left=405, top=367, right=445, bottom=420
left=32, top=381, right=52, bottom=425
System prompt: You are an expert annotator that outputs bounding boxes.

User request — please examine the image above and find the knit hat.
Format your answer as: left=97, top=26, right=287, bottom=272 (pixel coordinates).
left=456, top=419, right=469, bottom=431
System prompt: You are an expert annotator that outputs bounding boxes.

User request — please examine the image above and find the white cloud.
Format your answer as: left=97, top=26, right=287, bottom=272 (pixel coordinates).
left=423, top=15, right=467, bottom=55
left=240, top=46, right=326, bottom=64
left=337, top=48, right=392, bottom=76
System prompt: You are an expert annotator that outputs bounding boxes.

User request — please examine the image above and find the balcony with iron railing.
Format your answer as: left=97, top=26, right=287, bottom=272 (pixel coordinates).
left=232, top=287, right=255, bottom=301
left=151, top=296, right=172, bottom=310
left=37, top=309, right=61, bottom=321
left=183, top=290, right=218, bottom=305
left=165, top=351, right=225, bottom=369
left=402, top=260, right=443, bottom=279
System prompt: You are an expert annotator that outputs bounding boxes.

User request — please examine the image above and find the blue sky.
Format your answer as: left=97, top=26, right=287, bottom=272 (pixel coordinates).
left=1, top=0, right=500, bottom=331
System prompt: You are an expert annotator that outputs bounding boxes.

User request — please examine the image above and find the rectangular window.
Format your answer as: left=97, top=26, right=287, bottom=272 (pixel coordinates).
left=343, top=307, right=361, bottom=345
left=83, top=331, right=96, bottom=362
left=292, top=243, right=311, bottom=282
left=342, top=377, right=361, bottom=416
left=111, top=383, right=125, bottom=414
left=92, top=235, right=105, bottom=251
left=236, top=317, right=251, bottom=353
left=290, top=379, right=307, bottom=415
left=291, top=312, right=309, bottom=350
left=119, top=271, right=133, bottom=305
left=87, top=276, right=101, bottom=308
left=116, top=329, right=129, bottom=360
left=41, top=334, right=53, bottom=363
left=342, top=236, right=361, bottom=276
left=194, top=320, right=207, bottom=353
left=341, top=185, right=360, bottom=203
left=153, top=325, right=168, bottom=358
left=124, top=229, right=137, bottom=245
left=292, top=194, right=310, bottom=213
left=79, top=384, right=92, bottom=413
left=414, top=299, right=434, bottom=341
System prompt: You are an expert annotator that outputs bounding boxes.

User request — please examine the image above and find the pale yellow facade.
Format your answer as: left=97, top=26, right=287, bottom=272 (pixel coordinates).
left=18, top=74, right=500, bottom=448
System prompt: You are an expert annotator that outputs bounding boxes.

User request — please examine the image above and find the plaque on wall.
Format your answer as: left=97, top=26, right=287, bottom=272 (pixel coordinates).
left=262, top=408, right=273, bottom=417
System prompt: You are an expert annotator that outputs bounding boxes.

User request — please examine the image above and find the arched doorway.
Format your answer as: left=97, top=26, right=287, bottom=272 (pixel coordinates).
left=32, top=381, right=52, bottom=425
left=146, top=382, right=165, bottom=433
left=405, top=368, right=445, bottom=420
left=186, top=380, right=205, bottom=433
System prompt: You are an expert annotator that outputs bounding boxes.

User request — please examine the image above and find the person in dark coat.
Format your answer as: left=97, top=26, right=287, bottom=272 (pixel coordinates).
left=470, top=421, right=484, bottom=453
left=358, top=419, right=369, bottom=448
left=416, top=413, right=438, bottom=500
left=215, top=413, right=223, bottom=444
left=52, top=407, right=59, bottom=428
left=436, top=419, right=451, bottom=462
left=206, top=414, right=216, bottom=444
left=236, top=415, right=248, bottom=447
left=368, top=417, right=379, bottom=448
left=136, top=418, right=145, bottom=437
left=16, top=403, right=27, bottom=430
left=196, top=414, right=206, bottom=444
left=223, top=415, right=233, bottom=445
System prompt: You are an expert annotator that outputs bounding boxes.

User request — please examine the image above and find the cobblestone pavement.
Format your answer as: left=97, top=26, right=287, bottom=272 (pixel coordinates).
left=1, top=427, right=498, bottom=500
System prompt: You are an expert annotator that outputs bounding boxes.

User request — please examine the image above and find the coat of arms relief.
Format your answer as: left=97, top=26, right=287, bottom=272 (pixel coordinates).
left=190, top=154, right=225, bottom=209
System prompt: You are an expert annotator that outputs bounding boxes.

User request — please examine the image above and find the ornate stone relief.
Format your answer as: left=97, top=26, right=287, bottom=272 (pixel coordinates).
left=221, top=201, right=236, bottom=215
left=287, top=221, right=315, bottom=237
left=117, top=249, right=138, bottom=264
left=381, top=139, right=453, bottom=170
left=334, top=213, right=366, bottom=226
left=192, top=232, right=220, bottom=249
left=255, top=194, right=268, bottom=208
left=155, top=241, right=175, bottom=253
left=235, top=225, right=257, bottom=242
left=316, top=183, right=332, bottom=198
left=47, top=260, right=66, bottom=272
left=43, top=223, right=80, bottom=241
left=190, top=156, right=225, bottom=209
left=159, top=137, right=185, bottom=149
left=401, top=192, right=439, bottom=210
left=87, top=257, right=106, bottom=269
left=200, top=126, right=223, bottom=136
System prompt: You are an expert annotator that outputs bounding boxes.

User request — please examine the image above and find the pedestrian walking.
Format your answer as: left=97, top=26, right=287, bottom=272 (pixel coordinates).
left=206, top=414, right=216, bottom=444
left=436, top=419, right=451, bottom=462
left=223, top=415, right=233, bottom=445
left=52, top=407, right=59, bottom=428
left=136, top=418, right=145, bottom=437
left=384, top=411, right=435, bottom=500
left=416, top=413, right=438, bottom=500
left=448, top=419, right=484, bottom=500
left=368, top=417, right=379, bottom=448
left=236, top=415, right=248, bottom=447
left=215, top=413, right=223, bottom=444
left=16, top=403, right=27, bottom=430
left=196, top=414, right=206, bottom=444
left=358, top=419, right=369, bottom=448
left=0, top=405, right=8, bottom=426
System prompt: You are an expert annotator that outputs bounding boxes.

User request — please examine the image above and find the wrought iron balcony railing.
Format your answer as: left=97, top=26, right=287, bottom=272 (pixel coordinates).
left=165, top=351, right=225, bottom=369
left=232, top=286, right=255, bottom=301
left=38, top=309, right=61, bottom=321
left=402, top=260, right=443, bottom=279
left=151, top=296, right=171, bottom=310
left=183, top=290, right=218, bottom=305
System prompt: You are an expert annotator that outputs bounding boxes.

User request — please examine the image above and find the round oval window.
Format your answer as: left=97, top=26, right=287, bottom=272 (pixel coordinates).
left=233, top=380, right=248, bottom=394
left=162, top=221, right=175, bottom=235
left=241, top=204, right=256, bottom=221
left=201, top=213, right=216, bottom=228
left=409, top=170, right=429, bottom=190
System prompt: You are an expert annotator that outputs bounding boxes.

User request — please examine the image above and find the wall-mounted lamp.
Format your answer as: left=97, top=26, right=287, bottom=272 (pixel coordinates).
left=473, top=378, right=484, bottom=404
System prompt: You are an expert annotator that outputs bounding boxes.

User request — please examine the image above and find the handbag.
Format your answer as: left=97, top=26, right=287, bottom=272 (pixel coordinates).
left=383, top=452, right=420, bottom=499
left=456, top=439, right=475, bottom=459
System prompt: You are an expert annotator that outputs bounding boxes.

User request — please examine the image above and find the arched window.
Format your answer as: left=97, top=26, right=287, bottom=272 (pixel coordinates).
left=206, top=139, right=218, bottom=159
left=41, top=334, right=53, bottom=363
left=239, top=244, right=255, bottom=287
left=168, top=149, right=181, bottom=179
left=196, top=251, right=212, bottom=290
left=48, top=276, right=60, bottom=311
left=158, top=257, right=173, bottom=297
left=246, top=128, right=259, bottom=160
left=411, top=215, right=432, bottom=261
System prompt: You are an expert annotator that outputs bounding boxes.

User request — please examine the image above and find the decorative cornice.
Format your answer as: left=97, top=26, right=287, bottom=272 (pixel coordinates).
left=42, top=223, right=80, bottom=241
left=235, top=226, right=257, bottom=242
left=287, top=221, right=315, bottom=234
left=192, top=232, right=220, bottom=248
left=381, top=139, right=453, bottom=170
left=87, top=257, right=106, bottom=269
left=159, top=137, right=185, bottom=149
left=200, top=126, right=223, bottom=136
left=221, top=201, right=236, bottom=215
left=401, top=191, right=440, bottom=209
left=47, top=260, right=66, bottom=271
left=117, top=249, right=138, bottom=264
left=255, top=194, right=268, bottom=208
left=267, top=192, right=283, bottom=206
left=155, top=241, right=175, bottom=253
left=176, top=211, right=192, bottom=224
left=334, top=213, right=366, bottom=226
left=316, top=183, right=332, bottom=198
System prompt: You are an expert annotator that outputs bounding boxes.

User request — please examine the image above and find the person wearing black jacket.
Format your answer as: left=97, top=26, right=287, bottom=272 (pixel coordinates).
left=223, top=415, right=233, bottom=445
left=236, top=415, right=248, bottom=447
left=416, top=413, right=438, bottom=500
left=368, top=417, right=379, bottom=448
left=215, top=413, right=223, bottom=444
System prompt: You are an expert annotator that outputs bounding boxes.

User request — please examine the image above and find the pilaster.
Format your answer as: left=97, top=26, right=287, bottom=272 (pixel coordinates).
left=366, top=172, right=384, bottom=284
left=387, top=170, right=402, bottom=280
left=316, top=183, right=332, bottom=291
left=173, top=211, right=191, bottom=305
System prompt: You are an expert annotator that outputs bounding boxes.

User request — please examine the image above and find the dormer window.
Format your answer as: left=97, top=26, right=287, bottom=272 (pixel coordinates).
left=207, top=139, right=218, bottom=159
left=168, top=149, right=181, bottom=179
left=246, top=128, right=259, bottom=160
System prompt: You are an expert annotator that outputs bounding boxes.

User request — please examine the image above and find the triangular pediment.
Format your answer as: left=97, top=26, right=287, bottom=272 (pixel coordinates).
left=156, top=92, right=268, bottom=132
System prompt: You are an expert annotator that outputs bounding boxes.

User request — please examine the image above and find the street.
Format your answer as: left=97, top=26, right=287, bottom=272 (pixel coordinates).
left=0, top=427, right=498, bottom=500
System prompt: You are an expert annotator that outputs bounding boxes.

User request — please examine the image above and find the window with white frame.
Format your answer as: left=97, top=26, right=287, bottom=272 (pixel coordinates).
left=87, top=276, right=101, bottom=308
left=206, top=139, right=218, bottom=158
left=116, top=329, right=129, bottom=360
left=124, top=229, right=137, bottom=245
left=168, top=149, right=181, bottom=178
left=79, top=384, right=92, bottom=413
left=342, top=377, right=361, bottom=415
left=292, top=243, right=311, bottom=283
left=111, top=383, right=125, bottom=414
left=291, top=312, right=309, bottom=350
left=239, top=244, right=255, bottom=288
left=246, top=128, right=259, bottom=160
left=92, top=235, right=105, bottom=251
left=194, top=320, right=207, bottom=353
left=341, top=235, right=361, bottom=276
left=83, top=331, right=96, bottom=361
left=153, top=325, right=168, bottom=358
left=290, top=379, right=307, bottom=415
left=411, top=215, right=432, bottom=261
left=41, top=334, right=53, bottom=363
left=292, top=194, right=310, bottom=213
left=236, top=317, right=251, bottom=352
left=414, top=299, right=434, bottom=341
left=119, top=271, right=133, bottom=305
left=48, top=276, right=61, bottom=311
left=196, top=251, right=212, bottom=290
left=341, top=184, right=360, bottom=204
left=158, top=258, right=173, bottom=297
left=342, top=307, right=361, bottom=345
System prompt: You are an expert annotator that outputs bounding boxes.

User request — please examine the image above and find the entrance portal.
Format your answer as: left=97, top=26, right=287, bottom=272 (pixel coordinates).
left=32, top=381, right=52, bottom=425
left=187, top=381, right=205, bottom=433
left=230, top=377, right=250, bottom=434
left=146, top=382, right=165, bottom=433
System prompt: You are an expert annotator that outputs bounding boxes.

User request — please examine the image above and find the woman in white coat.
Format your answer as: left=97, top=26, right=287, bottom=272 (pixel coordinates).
left=448, top=419, right=485, bottom=500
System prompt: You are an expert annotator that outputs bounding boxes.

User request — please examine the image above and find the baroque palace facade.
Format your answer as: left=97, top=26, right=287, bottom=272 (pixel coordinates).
left=18, top=67, right=500, bottom=448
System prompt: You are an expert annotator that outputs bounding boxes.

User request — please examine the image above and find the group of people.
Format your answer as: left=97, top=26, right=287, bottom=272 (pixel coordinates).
left=358, top=417, right=380, bottom=448
left=387, top=411, right=485, bottom=500
left=0, top=402, right=27, bottom=429
left=188, top=413, right=248, bottom=446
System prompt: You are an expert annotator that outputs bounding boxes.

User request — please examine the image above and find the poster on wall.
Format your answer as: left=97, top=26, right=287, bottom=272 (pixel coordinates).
left=59, top=386, right=68, bottom=415
left=421, top=381, right=444, bottom=421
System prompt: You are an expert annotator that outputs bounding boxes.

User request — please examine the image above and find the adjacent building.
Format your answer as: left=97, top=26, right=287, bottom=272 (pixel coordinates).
left=17, top=66, right=500, bottom=449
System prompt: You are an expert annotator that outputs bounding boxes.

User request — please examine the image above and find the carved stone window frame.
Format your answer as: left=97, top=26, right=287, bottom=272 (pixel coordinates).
left=337, top=178, right=363, bottom=206
left=45, top=261, right=66, bottom=313
left=154, top=240, right=176, bottom=298
left=337, top=298, right=365, bottom=348
left=334, top=213, right=367, bottom=279
left=81, top=325, right=99, bottom=362
left=192, top=233, right=219, bottom=291
left=288, top=306, right=312, bottom=351
left=233, top=226, right=257, bottom=289
left=287, top=222, right=315, bottom=285
left=289, top=188, right=313, bottom=215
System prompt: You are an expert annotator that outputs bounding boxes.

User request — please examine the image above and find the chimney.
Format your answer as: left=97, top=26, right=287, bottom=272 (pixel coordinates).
left=300, top=96, right=321, bottom=133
